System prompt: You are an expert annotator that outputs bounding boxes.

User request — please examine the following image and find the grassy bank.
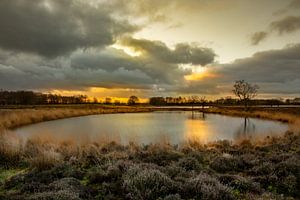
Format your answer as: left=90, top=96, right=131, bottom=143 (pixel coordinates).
left=1, top=105, right=300, bottom=130
left=0, top=106, right=153, bottom=130
left=0, top=130, right=299, bottom=200
left=201, top=107, right=300, bottom=125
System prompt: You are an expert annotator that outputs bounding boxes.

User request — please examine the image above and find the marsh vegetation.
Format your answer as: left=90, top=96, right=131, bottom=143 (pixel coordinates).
left=0, top=129, right=299, bottom=200
left=0, top=106, right=299, bottom=200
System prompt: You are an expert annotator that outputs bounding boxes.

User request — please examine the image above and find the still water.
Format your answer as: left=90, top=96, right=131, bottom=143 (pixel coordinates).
left=14, top=111, right=289, bottom=144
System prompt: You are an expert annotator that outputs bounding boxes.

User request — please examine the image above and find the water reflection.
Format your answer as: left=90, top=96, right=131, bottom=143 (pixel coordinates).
left=189, top=111, right=206, bottom=120
left=234, top=117, right=256, bottom=140
left=14, top=112, right=289, bottom=145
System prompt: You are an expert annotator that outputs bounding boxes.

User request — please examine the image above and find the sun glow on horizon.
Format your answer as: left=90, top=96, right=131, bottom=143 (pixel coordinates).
left=46, top=87, right=149, bottom=103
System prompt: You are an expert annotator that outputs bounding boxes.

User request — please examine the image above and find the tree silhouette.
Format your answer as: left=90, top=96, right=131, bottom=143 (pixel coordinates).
left=233, top=80, right=259, bottom=110
left=127, top=96, right=139, bottom=105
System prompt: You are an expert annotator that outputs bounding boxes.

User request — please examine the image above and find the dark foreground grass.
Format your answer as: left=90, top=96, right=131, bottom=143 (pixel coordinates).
left=0, top=130, right=299, bottom=200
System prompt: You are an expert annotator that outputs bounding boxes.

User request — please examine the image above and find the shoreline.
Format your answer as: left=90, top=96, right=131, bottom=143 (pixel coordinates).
left=0, top=106, right=153, bottom=130
left=1, top=105, right=300, bottom=131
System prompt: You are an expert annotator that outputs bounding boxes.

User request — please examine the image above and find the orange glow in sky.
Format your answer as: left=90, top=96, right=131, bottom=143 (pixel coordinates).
left=184, top=71, right=219, bottom=81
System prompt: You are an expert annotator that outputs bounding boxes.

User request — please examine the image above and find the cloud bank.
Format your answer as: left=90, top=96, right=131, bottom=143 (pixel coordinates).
left=0, top=0, right=137, bottom=57
left=0, top=0, right=299, bottom=98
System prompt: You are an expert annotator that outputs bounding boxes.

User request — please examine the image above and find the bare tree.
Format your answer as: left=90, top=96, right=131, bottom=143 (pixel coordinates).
left=199, top=96, right=206, bottom=109
left=128, top=96, right=139, bottom=105
left=233, top=80, right=259, bottom=110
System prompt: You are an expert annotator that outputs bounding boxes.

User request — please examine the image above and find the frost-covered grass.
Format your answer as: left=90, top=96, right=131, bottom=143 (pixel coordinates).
left=0, top=129, right=299, bottom=200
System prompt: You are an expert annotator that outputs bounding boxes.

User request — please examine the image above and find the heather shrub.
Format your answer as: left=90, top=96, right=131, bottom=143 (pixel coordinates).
left=210, top=155, right=241, bottom=173
left=157, top=194, right=183, bottom=200
left=249, top=161, right=274, bottom=176
left=27, top=190, right=81, bottom=200
left=20, top=177, right=90, bottom=200
left=48, top=178, right=91, bottom=199
left=177, top=156, right=202, bottom=171
left=274, top=156, right=300, bottom=178
left=87, top=167, right=107, bottom=184
left=162, top=163, right=186, bottom=179
left=218, top=174, right=262, bottom=194
left=133, top=144, right=183, bottom=166
left=276, top=175, right=298, bottom=197
left=122, top=166, right=178, bottom=200
left=183, top=173, right=234, bottom=200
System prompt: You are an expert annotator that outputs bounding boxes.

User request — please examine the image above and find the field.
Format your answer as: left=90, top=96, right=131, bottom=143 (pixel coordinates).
left=0, top=106, right=299, bottom=200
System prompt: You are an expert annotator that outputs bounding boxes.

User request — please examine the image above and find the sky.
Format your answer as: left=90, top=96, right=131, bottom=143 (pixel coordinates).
left=0, top=0, right=300, bottom=101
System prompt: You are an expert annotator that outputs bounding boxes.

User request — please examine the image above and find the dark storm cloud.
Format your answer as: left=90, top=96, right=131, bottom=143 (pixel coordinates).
left=182, top=44, right=300, bottom=95
left=0, top=46, right=190, bottom=91
left=0, top=52, right=153, bottom=91
left=120, top=37, right=216, bottom=66
left=289, top=0, right=300, bottom=8
left=71, top=47, right=191, bottom=85
left=0, top=0, right=137, bottom=57
left=252, top=0, right=300, bottom=45
left=221, top=44, right=300, bottom=83
left=250, top=15, right=300, bottom=45
left=1, top=43, right=300, bottom=96
left=270, top=16, right=300, bottom=34
left=250, top=31, right=268, bottom=45
left=68, top=37, right=216, bottom=89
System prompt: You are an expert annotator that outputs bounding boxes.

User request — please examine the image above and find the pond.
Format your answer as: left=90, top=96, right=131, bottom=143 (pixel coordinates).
left=14, top=111, right=289, bottom=144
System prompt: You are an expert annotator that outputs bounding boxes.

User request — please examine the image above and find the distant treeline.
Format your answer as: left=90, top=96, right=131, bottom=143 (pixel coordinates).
left=0, top=90, right=89, bottom=105
left=1, top=90, right=300, bottom=106
left=149, top=96, right=300, bottom=106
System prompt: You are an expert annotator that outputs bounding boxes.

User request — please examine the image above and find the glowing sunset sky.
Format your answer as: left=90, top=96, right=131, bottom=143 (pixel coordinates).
left=0, top=0, right=300, bottom=100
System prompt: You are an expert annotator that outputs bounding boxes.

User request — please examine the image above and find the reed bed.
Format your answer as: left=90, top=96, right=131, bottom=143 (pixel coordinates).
left=0, top=106, right=153, bottom=130
left=204, top=107, right=300, bottom=124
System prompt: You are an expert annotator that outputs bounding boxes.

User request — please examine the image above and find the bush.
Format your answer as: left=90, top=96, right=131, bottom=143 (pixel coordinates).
left=27, top=190, right=81, bottom=200
left=133, top=145, right=183, bottom=166
left=274, top=156, right=300, bottom=178
left=157, top=194, right=182, bottom=200
left=122, top=166, right=178, bottom=200
left=276, top=175, right=299, bottom=197
left=162, top=164, right=186, bottom=179
left=218, top=174, right=262, bottom=194
left=183, top=173, right=234, bottom=200
left=210, top=155, right=240, bottom=173
left=249, top=161, right=274, bottom=176
left=177, top=157, right=202, bottom=171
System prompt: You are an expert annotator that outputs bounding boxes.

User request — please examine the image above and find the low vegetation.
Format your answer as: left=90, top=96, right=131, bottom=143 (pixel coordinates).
left=0, top=129, right=299, bottom=199
left=0, top=106, right=152, bottom=130
left=203, top=107, right=300, bottom=125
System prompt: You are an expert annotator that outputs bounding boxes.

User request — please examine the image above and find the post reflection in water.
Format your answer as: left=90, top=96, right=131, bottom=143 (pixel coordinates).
left=234, top=117, right=256, bottom=140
